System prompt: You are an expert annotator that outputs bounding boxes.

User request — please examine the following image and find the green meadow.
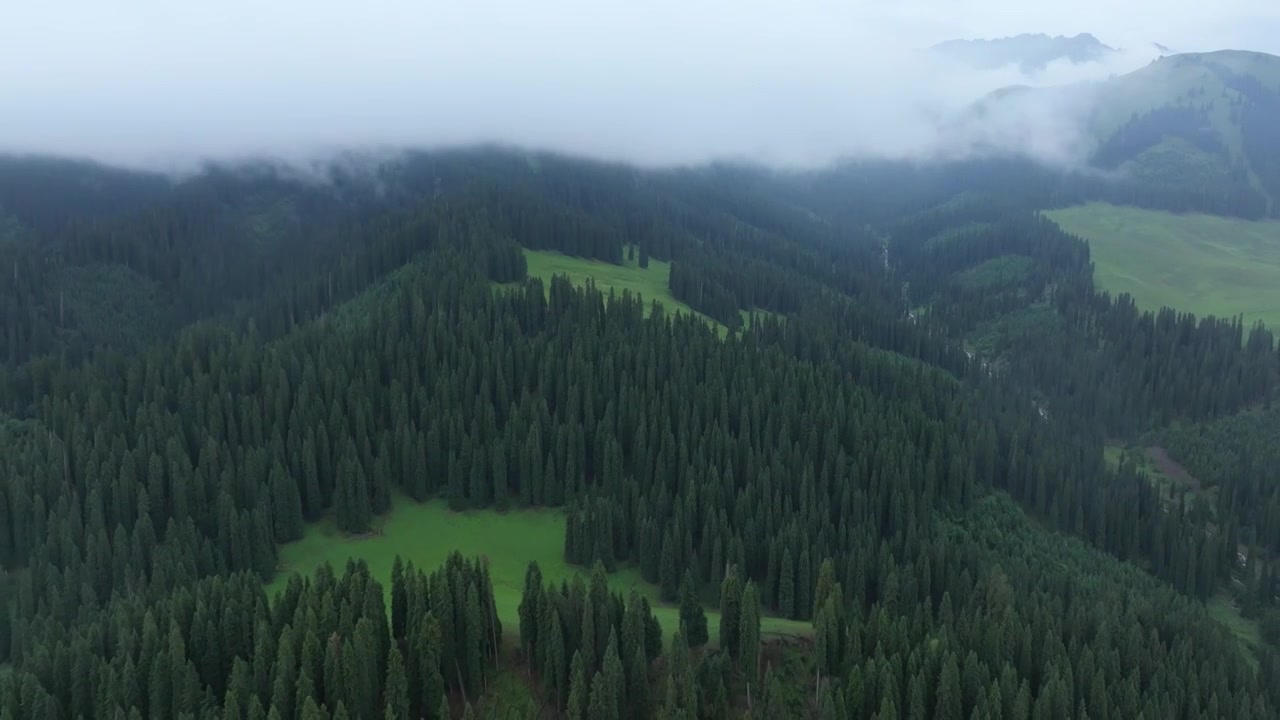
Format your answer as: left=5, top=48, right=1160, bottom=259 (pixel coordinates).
left=1208, top=592, right=1264, bottom=671
left=516, top=248, right=775, bottom=336
left=1047, top=203, right=1280, bottom=330
left=267, top=498, right=811, bottom=646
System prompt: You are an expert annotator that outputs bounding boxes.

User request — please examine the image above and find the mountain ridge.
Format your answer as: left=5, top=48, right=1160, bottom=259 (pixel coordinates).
left=947, top=48, right=1280, bottom=217
left=931, top=32, right=1116, bottom=72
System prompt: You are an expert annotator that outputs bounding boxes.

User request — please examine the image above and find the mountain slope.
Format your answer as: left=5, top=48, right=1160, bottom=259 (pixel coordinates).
left=952, top=50, right=1280, bottom=217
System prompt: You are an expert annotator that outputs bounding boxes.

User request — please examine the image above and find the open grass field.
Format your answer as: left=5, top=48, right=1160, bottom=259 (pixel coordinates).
left=523, top=248, right=682, bottom=313
left=1046, top=203, right=1280, bottom=331
left=267, top=497, right=812, bottom=647
left=1208, top=591, right=1263, bottom=671
left=515, top=248, right=766, bottom=336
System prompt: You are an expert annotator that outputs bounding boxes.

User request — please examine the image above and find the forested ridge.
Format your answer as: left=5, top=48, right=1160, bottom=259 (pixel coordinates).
left=1, top=150, right=1279, bottom=718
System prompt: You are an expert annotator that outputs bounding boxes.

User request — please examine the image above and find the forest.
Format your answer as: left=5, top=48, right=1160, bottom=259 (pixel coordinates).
left=1, top=149, right=1279, bottom=718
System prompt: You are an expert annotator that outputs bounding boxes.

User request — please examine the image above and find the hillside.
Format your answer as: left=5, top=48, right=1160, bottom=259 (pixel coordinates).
left=952, top=50, right=1280, bottom=217
left=1047, top=202, right=1280, bottom=330
left=2, top=150, right=1279, bottom=718
left=931, top=32, right=1115, bottom=72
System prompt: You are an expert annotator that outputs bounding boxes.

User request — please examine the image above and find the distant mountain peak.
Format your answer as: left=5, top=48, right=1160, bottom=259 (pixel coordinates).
left=931, top=32, right=1115, bottom=73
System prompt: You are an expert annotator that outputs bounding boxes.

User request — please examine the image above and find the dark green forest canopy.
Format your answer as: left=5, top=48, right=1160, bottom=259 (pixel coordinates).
left=1, top=149, right=1278, bottom=718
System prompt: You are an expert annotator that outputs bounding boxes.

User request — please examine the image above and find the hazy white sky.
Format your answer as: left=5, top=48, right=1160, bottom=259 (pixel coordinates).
left=2, top=1, right=1277, bottom=168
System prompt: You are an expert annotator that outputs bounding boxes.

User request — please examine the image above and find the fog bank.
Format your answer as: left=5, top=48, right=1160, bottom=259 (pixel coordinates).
left=3, top=1, right=1277, bottom=170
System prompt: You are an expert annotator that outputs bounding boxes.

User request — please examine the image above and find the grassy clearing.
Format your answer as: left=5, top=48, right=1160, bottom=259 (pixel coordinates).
left=268, top=497, right=811, bottom=645
left=952, top=254, right=1034, bottom=292
left=1046, top=203, right=1280, bottom=330
left=1102, top=443, right=1206, bottom=506
left=517, top=248, right=737, bottom=336
left=506, top=248, right=785, bottom=338
left=1208, top=592, right=1262, bottom=671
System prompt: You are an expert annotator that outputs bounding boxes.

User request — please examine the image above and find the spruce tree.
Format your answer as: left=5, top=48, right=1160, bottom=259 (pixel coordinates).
left=412, top=614, right=445, bottom=719
left=567, top=650, right=588, bottom=720
left=587, top=671, right=613, bottom=720
left=738, top=581, right=761, bottom=687
left=778, top=548, right=795, bottom=619
left=627, top=644, right=650, bottom=720
left=936, top=654, right=962, bottom=720
left=600, top=631, right=625, bottom=720
left=678, top=570, right=709, bottom=648
left=384, top=645, right=409, bottom=720
left=270, top=461, right=305, bottom=542
left=519, top=562, right=543, bottom=662
left=391, top=556, right=407, bottom=642
left=718, top=565, right=742, bottom=658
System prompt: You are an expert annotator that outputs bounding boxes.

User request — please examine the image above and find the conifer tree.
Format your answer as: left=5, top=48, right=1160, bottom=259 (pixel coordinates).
left=270, top=461, right=305, bottom=542
left=567, top=650, right=588, bottom=720
left=718, top=565, right=742, bottom=658
left=936, top=654, right=963, bottom=720
left=518, top=562, right=544, bottom=663
left=391, top=556, right=407, bottom=642
left=601, top=630, right=625, bottom=720
left=738, top=581, right=761, bottom=687
left=678, top=570, right=709, bottom=648
left=778, top=548, right=795, bottom=619
left=384, top=645, right=409, bottom=720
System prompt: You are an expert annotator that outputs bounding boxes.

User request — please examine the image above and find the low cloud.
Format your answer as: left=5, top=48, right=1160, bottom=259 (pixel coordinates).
left=1, top=1, right=1274, bottom=171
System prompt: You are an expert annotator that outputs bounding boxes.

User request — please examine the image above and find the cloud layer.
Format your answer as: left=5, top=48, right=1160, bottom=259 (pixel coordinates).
left=2, top=1, right=1277, bottom=170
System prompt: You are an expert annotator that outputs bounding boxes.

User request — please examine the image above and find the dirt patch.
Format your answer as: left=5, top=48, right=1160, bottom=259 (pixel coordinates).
left=1146, top=446, right=1202, bottom=491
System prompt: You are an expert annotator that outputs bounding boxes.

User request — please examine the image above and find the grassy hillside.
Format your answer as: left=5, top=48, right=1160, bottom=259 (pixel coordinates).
left=1047, top=203, right=1280, bottom=329
left=267, top=497, right=813, bottom=646
left=1091, top=51, right=1280, bottom=141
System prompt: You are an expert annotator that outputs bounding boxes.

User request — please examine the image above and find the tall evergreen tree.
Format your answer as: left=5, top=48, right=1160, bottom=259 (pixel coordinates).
left=678, top=570, right=709, bottom=648
left=718, top=565, right=743, bottom=658
left=738, top=581, right=761, bottom=687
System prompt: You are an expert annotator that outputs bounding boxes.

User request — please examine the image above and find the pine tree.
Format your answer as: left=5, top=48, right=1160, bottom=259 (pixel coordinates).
left=660, top=533, right=679, bottom=601
left=778, top=548, right=795, bottom=619
left=270, top=461, right=304, bottom=542
left=519, top=562, right=543, bottom=662
left=600, top=631, right=625, bottom=720
left=587, top=671, right=614, bottom=720
left=463, top=581, right=485, bottom=693
left=760, top=667, right=786, bottom=720
left=567, top=650, right=589, bottom=720
left=413, top=613, right=445, bottom=719
left=627, top=644, right=650, bottom=720
left=936, top=654, right=962, bottom=720
left=738, top=581, right=761, bottom=687
left=678, top=570, right=709, bottom=648
left=662, top=630, right=696, bottom=719
left=796, top=548, right=812, bottom=621
left=384, top=645, right=409, bottom=720
left=391, top=556, right=407, bottom=642
left=718, top=565, right=742, bottom=658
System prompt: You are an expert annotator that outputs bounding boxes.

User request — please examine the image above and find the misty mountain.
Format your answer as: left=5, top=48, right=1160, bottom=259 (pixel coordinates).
left=931, top=33, right=1116, bottom=73
left=948, top=49, right=1280, bottom=217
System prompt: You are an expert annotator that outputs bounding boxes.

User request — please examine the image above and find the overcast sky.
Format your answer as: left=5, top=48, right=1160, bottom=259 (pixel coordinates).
left=3, top=1, right=1278, bottom=169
